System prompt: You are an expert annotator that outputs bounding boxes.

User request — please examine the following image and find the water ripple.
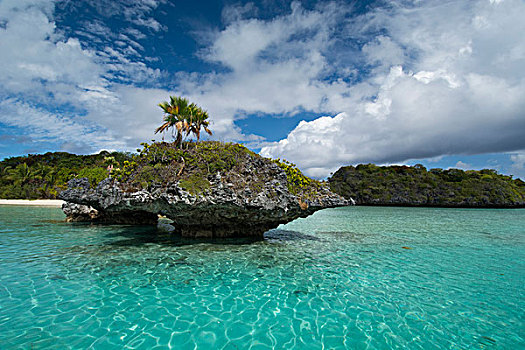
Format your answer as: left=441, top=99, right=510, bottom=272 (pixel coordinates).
left=0, top=206, right=523, bottom=349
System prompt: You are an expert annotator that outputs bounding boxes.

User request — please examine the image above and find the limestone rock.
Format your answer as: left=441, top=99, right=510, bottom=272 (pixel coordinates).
left=62, top=202, right=99, bottom=222
left=59, top=143, right=352, bottom=238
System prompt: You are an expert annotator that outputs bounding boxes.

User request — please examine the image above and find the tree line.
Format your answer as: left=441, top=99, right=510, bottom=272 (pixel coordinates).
left=329, top=164, right=525, bottom=207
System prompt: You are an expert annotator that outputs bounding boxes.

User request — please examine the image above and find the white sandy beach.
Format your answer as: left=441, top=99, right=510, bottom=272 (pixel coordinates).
left=0, top=199, right=65, bottom=207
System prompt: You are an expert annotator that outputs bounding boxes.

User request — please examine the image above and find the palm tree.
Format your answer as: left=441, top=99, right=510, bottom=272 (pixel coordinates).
left=35, top=166, right=57, bottom=198
left=155, top=96, right=212, bottom=147
left=0, top=165, right=12, bottom=179
left=8, top=163, right=32, bottom=186
left=8, top=163, right=33, bottom=198
left=104, top=156, right=118, bottom=177
left=34, top=164, right=52, bottom=180
left=188, top=107, right=213, bottom=142
left=156, top=96, right=190, bottom=147
left=33, top=164, right=56, bottom=197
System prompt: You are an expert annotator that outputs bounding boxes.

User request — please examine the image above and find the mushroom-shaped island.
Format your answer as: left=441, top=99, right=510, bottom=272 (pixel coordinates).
left=59, top=141, right=352, bottom=238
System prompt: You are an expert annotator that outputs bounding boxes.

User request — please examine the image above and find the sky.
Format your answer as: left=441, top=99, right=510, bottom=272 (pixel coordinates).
left=0, top=0, right=524, bottom=179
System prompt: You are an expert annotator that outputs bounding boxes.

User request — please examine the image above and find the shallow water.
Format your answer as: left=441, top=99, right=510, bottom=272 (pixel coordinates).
left=0, top=206, right=523, bottom=349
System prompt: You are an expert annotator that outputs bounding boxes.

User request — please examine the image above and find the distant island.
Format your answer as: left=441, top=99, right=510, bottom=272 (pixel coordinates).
left=0, top=150, right=130, bottom=200
left=329, top=164, right=525, bottom=208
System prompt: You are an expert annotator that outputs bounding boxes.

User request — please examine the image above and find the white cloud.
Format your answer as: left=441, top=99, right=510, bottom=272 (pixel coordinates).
left=0, top=99, right=125, bottom=152
left=510, top=151, right=525, bottom=179
left=221, top=2, right=258, bottom=24
left=362, top=35, right=406, bottom=70
left=0, top=0, right=170, bottom=153
left=454, top=161, right=472, bottom=170
left=83, top=85, right=172, bottom=145
left=174, top=2, right=353, bottom=141
left=259, top=0, right=525, bottom=177
left=130, top=17, right=164, bottom=32
left=57, top=0, right=167, bottom=31
left=0, top=2, right=105, bottom=100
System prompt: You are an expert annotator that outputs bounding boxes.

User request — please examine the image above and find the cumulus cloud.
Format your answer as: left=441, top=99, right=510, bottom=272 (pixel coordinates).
left=163, top=0, right=525, bottom=177
left=0, top=1, right=104, bottom=101
left=0, top=0, right=168, bottom=153
left=510, top=151, right=525, bottom=179
left=172, top=2, right=355, bottom=142
left=454, top=161, right=472, bottom=171
left=0, top=99, right=126, bottom=152
left=259, top=0, right=525, bottom=177
left=83, top=85, right=173, bottom=145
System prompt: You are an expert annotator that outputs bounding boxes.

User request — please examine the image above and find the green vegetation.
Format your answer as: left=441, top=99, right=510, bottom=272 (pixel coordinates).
left=4, top=145, right=522, bottom=208
left=0, top=141, right=324, bottom=200
left=179, top=174, right=211, bottom=195
left=329, top=164, right=525, bottom=207
left=115, top=141, right=262, bottom=193
left=0, top=151, right=132, bottom=199
left=155, top=96, right=212, bottom=147
left=273, top=159, right=321, bottom=197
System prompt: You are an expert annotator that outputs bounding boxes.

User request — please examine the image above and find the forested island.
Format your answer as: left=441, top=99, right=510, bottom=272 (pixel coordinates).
left=329, top=164, right=525, bottom=208
left=2, top=151, right=524, bottom=208
left=0, top=150, right=131, bottom=199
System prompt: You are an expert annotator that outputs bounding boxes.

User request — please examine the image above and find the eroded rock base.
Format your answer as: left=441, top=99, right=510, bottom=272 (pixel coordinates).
left=63, top=202, right=279, bottom=238
left=62, top=202, right=158, bottom=225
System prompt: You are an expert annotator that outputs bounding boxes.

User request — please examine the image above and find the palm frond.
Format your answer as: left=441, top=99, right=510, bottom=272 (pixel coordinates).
left=156, top=95, right=213, bottom=144
left=155, top=121, right=171, bottom=134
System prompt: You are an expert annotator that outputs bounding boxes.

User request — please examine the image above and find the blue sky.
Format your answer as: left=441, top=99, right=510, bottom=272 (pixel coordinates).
left=0, top=0, right=524, bottom=179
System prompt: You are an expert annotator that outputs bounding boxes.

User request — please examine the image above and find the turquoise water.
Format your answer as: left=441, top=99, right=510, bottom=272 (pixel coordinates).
left=0, top=206, right=523, bottom=349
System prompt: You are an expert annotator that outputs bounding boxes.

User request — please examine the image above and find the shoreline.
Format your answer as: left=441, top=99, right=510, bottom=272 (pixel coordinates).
left=0, top=199, right=65, bottom=207
left=351, top=203, right=525, bottom=209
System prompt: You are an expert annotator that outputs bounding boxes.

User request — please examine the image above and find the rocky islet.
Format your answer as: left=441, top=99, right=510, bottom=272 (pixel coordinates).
left=60, top=142, right=351, bottom=238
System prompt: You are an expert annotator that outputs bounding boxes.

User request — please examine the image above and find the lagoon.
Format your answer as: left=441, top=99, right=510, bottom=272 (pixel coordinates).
left=0, top=206, right=523, bottom=349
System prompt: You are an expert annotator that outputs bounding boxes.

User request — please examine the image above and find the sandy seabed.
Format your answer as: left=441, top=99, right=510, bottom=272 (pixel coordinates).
left=0, top=199, right=64, bottom=207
